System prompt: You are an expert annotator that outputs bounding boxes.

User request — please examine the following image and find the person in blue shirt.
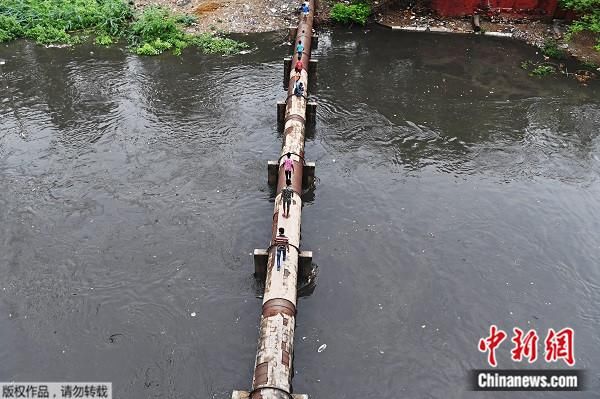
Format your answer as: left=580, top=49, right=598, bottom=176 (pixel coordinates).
left=296, top=40, right=304, bottom=60
left=301, top=2, right=310, bottom=18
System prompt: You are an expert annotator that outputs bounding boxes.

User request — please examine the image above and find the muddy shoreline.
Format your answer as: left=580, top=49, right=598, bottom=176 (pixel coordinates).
left=376, top=6, right=600, bottom=67
left=133, top=0, right=300, bottom=34
left=142, top=0, right=600, bottom=66
left=138, top=0, right=599, bottom=67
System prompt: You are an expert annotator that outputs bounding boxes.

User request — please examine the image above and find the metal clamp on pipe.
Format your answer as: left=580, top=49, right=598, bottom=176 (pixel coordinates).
left=285, top=93, right=309, bottom=103
left=249, top=386, right=293, bottom=399
left=266, top=242, right=300, bottom=254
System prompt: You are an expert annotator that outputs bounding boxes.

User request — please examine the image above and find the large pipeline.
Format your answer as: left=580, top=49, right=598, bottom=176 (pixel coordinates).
left=234, top=3, right=315, bottom=399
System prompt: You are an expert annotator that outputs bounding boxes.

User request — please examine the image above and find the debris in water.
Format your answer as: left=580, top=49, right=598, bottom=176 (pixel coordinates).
left=317, top=344, right=327, bottom=353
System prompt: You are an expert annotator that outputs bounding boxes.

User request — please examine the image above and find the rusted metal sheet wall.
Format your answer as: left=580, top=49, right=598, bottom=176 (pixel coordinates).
left=430, top=0, right=559, bottom=18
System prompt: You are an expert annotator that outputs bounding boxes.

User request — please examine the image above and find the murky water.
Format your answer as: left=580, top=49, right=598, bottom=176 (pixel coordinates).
left=1, top=27, right=599, bottom=398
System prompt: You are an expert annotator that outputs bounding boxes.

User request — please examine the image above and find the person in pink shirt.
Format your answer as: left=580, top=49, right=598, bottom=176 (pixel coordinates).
left=283, top=152, right=294, bottom=182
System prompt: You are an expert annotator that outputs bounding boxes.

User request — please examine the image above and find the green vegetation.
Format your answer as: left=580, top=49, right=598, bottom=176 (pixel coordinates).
left=521, top=60, right=534, bottom=70
left=129, top=6, right=189, bottom=55
left=521, top=60, right=556, bottom=76
left=330, top=1, right=371, bottom=25
left=560, top=0, right=600, bottom=51
left=530, top=65, right=556, bottom=76
left=542, top=38, right=567, bottom=59
left=0, top=0, right=131, bottom=44
left=0, top=0, right=248, bottom=56
left=191, top=33, right=249, bottom=54
left=582, top=60, right=599, bottom=69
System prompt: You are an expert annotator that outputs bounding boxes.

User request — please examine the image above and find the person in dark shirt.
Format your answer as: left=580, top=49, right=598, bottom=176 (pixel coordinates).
left=281, top=179, right=294, bottom=218
left=273, top=228, right=289, bottom=271
left=294, top=81, right=304, bottom=97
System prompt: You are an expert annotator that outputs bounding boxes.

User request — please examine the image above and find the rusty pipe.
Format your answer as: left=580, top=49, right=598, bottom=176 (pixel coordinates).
left=249, top=1, right=315, bottom=399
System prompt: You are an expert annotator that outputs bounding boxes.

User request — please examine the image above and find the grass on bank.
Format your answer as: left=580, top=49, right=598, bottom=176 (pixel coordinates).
left=521, top=60, right=557, bottom=76
left=542, top=38, right=568, bottom=59
left=330, top=1, right=371, bottom=25
left=560, top=0, right=600, bottom=51
left=0, top=0, right=248, bottom=55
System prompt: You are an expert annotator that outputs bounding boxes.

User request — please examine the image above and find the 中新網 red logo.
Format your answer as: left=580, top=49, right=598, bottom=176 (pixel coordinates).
left=478, top=325, right=575, bottom=367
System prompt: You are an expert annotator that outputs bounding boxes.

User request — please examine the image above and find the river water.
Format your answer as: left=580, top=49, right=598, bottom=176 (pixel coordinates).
left=1, top=27, right=599, bottom=398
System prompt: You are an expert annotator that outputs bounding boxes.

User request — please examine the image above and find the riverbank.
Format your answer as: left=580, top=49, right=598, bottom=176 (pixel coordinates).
left=0, top=0, right=250, bottom=55
left=131, top=0, right=600, bottom=68
left=2, top=0, right=598, bottom=67
left=377, top=5, right=600, bottom=67
left=132, top=0, right=299, bottom=33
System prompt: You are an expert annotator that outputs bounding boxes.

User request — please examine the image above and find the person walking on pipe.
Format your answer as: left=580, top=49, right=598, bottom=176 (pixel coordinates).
left=294, top=81, right=304, bottom=97
left=281, top=179, right=294, bottom=218
left=301, top=1, right=310, bottom=19
left=273, top=228, right=289, bottom=271
left=296, top=40, right=304, bottom=60
left=283, top=152, right=295, bottom=182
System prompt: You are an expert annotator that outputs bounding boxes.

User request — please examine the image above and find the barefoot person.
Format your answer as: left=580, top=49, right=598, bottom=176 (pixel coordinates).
left=273, top=228, right=289, bottom=271
left=281, top=179, right=294, bottom=218
left=283, top=152, right=295, bottom=181
left=294, top=81, right=304, bottom=97
left=296, top=40, right=304, bottom=60
left=301, top=1, right=310, bottom=19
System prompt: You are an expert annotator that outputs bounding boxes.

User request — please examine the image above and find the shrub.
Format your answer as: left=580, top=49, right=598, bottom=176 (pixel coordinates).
left=521, top=60, right=557, bottom=76
left=531, top=65, right=556, bottom=76
left=330, top=2, right=371, bottom=25
left=130, top=7, right=182, bottom=44
left=542, top=38, right=567, bottom=59
left=520, top=60, right=533, bottom=69
left=560, top=0, right=600, bottom=52
left=95, top=33, right=114, bottom=45
left=25, top=25, right=74, bottom=44
left=0, top=1, right=248, bottom=56
left=0, top=0, right=131, bottom=44
left=129, top=8, right=247, bottom=56
left=175, top=14, right=197, bottom=27
left=0, top=15, right=22, bottom=42
left=191, top=33, right=249, bottom=54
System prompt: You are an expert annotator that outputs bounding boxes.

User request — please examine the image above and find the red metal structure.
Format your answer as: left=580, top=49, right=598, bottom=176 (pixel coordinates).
left=430, top=0, right=560, bottom=18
